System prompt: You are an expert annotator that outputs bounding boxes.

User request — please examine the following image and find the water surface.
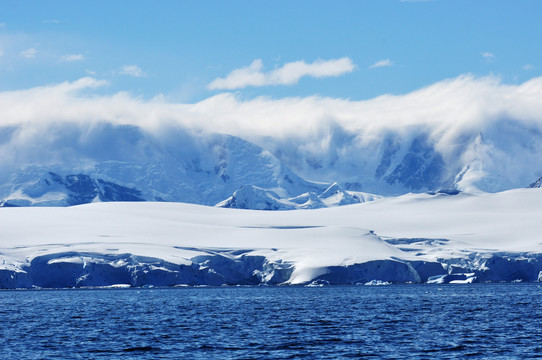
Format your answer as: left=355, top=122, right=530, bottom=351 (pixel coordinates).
left=1, top=284, right=541, bottom=359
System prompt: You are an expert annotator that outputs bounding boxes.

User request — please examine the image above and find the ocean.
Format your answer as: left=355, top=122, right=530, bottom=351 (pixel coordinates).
left=1, top=284, right=541, bottom=359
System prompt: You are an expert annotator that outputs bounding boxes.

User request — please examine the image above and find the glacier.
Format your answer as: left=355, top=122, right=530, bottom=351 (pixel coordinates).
left=2, top=188, right=542, bottom=288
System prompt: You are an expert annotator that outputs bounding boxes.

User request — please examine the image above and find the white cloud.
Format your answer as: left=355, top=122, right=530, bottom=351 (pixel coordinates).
left=3, top=75, right=542, bottom=192
left=2, top=75, right=542, bottom=145
left=0, top=23, right=6, bottom=28
left=0, top=49, right=4, bottom=58
left=119, top=65, right=146, bottom=77
left=369, top=59, right=393, bottom=69
left=59, top=54, right=84, bottom=62
left=43, top=19, right=61, bottom=24
left=208, top=57, right=356, bottom=90
left=482, top=52, right=494, bottom=60
left=20, top=48, right=37, bottom=58
left=523, top=64, right=535, bottom=71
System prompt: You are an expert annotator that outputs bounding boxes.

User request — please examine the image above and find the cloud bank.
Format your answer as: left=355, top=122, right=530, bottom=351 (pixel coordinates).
left=119, top=65, right=146, bottom=77
left=2, top=74, right=542, bottom=142
left=482, top=52, right=494, bottom=61
left=20, top=48, right=37, bottom=58
left=208, top=58, right=356, bottom=90
left=369, top=59, right=393, bottom=69
left=59, top=54, right=84, bottom=62
left=2, top=74, right=542, bottom=192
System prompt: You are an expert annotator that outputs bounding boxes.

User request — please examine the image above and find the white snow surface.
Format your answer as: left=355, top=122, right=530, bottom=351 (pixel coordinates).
left=2, top=188, right=542, bottom=287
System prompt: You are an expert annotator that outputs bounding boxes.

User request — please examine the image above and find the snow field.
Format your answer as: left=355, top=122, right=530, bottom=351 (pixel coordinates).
left=1, top=188, right=542, bottom=287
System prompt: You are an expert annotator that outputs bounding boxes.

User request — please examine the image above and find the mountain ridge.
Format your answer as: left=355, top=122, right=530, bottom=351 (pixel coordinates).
left=1, top=116, right=542, bottom=209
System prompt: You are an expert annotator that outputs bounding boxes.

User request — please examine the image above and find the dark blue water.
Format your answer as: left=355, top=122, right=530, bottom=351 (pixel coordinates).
left=1, top=284, right=542, bottom=359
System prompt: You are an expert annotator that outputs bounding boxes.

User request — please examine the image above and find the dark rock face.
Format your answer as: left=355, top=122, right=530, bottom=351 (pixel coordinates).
left=427, top=189, right=460, bottom=196
left=0, top=201, right=19, bottom=207
left=96, top=179, right=143, bottom=202
left=64, top=174, right=99, bottom=204
left=529, top=176, right=542, bottom=188
left=384, top=135, right=446, bottom=190
left=19, top=172, right=145, bottom=206
left=375, top=136, right=400, bottom=179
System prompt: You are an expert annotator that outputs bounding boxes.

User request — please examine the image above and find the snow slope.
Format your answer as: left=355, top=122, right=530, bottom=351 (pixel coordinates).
left=2, top=188, right=542, bottom=288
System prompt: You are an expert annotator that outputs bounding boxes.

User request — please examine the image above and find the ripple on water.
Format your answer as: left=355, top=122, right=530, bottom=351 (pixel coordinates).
left=0, top=284, right=541, bottom=359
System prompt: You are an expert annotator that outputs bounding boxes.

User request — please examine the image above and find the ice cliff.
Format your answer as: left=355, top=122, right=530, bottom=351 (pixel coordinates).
left=2, top=188, right=542, bottom=288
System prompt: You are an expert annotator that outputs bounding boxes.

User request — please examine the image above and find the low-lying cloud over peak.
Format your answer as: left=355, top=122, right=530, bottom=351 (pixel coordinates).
left=2, top=74, right=542, bottom=193
left=2, top=74, right=542, bottom=140
left=207, top=57, right=356, bottom=90
left=369, top=59, right=393, bottom=69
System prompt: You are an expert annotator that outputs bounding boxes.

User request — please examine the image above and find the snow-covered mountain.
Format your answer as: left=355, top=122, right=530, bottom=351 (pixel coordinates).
left=2, top=188, right=542, bottom=288
left=216, top=183, right=380, bottom=210
left=2, top=76, right=542, bottom=207
left=0, top=123, right=349, bottom=208
left=260, top=125, right=542, bottom=196
left=2, top=117, right=542, bottom=209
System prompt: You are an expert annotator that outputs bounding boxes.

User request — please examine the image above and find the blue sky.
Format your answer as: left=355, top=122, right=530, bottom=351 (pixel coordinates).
left=0, top=0, right=541, bottom=102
